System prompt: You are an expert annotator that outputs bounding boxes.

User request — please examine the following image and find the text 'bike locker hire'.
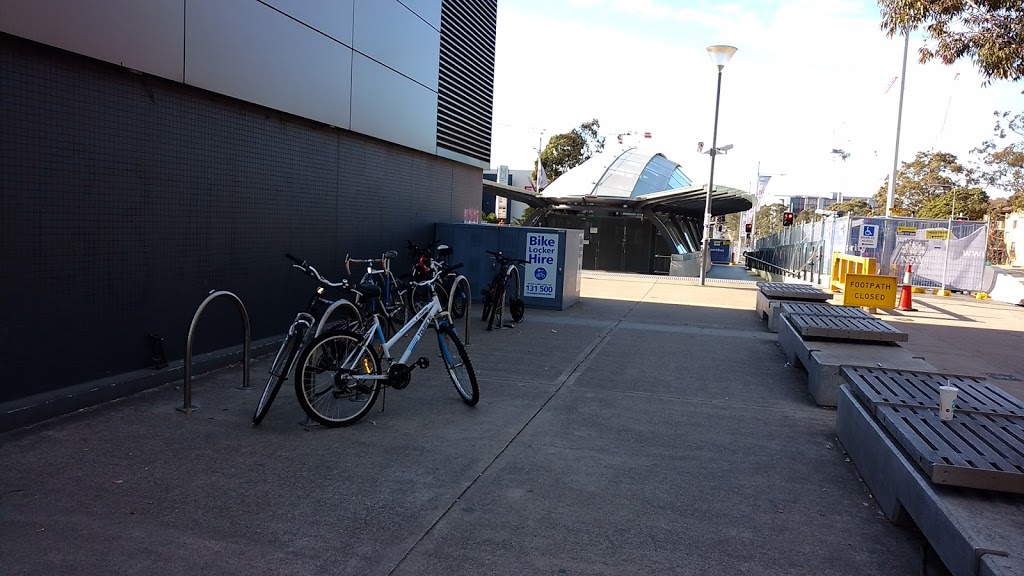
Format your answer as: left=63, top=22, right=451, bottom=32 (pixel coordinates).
left=525, top=232, right=558, bottom=299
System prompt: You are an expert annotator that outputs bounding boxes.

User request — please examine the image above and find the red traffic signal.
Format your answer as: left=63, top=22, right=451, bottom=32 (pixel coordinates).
left=782, top=212, right=794, bottom=227
left=744, top=223, right=752, bottom=234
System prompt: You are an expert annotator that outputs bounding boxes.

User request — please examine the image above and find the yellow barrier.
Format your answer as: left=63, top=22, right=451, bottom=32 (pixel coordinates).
left=830, top=252, right=877, bottom=293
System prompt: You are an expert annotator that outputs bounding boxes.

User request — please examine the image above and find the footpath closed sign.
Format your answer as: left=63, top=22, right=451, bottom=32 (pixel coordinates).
left=525, top=232, right=558, bottom=298
left=842, top=274, right=898, bottom=308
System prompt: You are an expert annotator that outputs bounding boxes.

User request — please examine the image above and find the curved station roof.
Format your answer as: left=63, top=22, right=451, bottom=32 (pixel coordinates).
left=485, top=147, right=753, bottom=218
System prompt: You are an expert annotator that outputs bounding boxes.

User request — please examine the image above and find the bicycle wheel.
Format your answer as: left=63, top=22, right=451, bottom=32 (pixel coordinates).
left=449, top=277, right=470, bottom=320
left=508, top=267, right=524, bottom=322
left=436, top=324, right=479, bottom=406
left=486, top=282, right=505, bottom=331
left=410, top=284, right=433, bottom=317
left=253, top=331, right=301, bottom=426
left=294, top=330, right=381, bottom=427
left=480, top=284, right=493, bottom=321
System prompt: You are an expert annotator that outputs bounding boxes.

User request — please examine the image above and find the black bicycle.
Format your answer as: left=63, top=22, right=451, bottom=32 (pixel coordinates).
left=252, top=254, right=360, bottom=426
left=481, top=250, right=526, bottom=330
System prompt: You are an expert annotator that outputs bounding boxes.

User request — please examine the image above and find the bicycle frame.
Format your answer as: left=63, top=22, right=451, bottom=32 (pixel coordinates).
left=350, top=289, right=446, bottom=381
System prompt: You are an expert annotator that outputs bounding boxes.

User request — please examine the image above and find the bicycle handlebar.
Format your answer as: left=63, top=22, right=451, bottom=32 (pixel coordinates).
left=411, top=262, right=464, bottom=287
left=285, top=253, right=348, bottom=288
left=345, top=253, right=386, bottom=276
left=486, top=250, right=527, bottom=265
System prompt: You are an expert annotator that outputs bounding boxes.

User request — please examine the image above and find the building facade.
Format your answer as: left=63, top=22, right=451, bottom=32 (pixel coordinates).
left=0, top=1, right=497, bottom=419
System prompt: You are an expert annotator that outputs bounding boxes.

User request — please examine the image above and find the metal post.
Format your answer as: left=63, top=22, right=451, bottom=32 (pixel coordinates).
left=886, top=32, right=910, bottom=217
left=700, top=68, right=725, bottom=286
left=181, top=290, right=252, bottom=414
left=940, top=191, right=956, bottom=293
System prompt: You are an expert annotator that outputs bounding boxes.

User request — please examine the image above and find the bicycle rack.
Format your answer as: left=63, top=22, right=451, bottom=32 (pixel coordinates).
left=180, top=290, right=252, bottom=414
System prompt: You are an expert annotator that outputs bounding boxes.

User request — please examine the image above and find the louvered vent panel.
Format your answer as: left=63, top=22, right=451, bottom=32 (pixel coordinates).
left=437, top=0, right=497, bottom=164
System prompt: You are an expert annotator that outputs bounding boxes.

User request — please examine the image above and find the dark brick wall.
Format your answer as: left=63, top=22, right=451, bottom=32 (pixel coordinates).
left=0, top=33, right=481, bottom=404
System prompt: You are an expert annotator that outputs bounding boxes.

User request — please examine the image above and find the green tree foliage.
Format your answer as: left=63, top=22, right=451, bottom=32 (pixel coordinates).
left=877, top=0, right=1024, bottom=83
left=794, top=209, right=818, bottom=224
left=535, top=119, right=606, bottom=183
left=972, top=110, right=1024, bottom=211
left=829, top=198, right=872, bottom=216
left=871, top=151, right=970, bottom=216
left=755, top=203, right=788, bottom=238
left=915, top=187, right=990, bottom=220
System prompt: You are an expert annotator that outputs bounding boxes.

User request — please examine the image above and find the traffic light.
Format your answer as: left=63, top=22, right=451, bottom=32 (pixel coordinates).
left=744, top=223, right=752, bottom=234
left=782, top=211, right=794, bottom=227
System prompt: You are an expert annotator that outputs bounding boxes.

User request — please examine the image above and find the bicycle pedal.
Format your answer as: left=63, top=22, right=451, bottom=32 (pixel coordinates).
left=415, top=357, right=430, bottom=369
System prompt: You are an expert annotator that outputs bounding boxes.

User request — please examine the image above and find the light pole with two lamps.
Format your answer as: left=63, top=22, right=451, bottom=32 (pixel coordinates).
left=699, top=44, right=738, bottom=286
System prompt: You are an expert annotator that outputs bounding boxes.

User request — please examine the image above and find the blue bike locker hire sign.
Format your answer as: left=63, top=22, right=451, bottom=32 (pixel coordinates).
left=525, top=232, right=558, bottom=298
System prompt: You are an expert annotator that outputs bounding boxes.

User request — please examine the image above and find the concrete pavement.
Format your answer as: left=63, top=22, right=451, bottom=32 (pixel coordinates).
left=8, top=269, right=1020, bottom=574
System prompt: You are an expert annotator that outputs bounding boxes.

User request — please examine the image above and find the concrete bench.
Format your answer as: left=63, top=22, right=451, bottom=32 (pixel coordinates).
left=755, top=285, right=835, bottom=332
left=777, top=314, right=933, bottom=407
left=836, top=385, right=1024, bottom=576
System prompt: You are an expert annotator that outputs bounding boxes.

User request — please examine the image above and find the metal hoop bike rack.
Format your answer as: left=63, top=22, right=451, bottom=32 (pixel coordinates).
left=180, top=290, right=252, bottom=414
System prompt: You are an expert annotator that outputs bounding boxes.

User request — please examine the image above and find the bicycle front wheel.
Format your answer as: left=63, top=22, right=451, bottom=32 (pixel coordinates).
left=253, top=332, right=301, bottom=426
left=449, top=277, right=470, bottom=320
left=294, top=330, right=381, bottom=427
left=508, top=267, right=524, bottom=322
left=436, top=325, right=479, bottom=406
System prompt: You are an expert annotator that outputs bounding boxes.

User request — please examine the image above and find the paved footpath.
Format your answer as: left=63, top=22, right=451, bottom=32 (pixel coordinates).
left=3, top=271, right=984, bottom=575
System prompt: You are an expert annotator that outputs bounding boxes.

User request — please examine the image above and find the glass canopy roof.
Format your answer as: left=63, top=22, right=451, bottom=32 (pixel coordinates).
left=540, top=147, right=692, bottom=200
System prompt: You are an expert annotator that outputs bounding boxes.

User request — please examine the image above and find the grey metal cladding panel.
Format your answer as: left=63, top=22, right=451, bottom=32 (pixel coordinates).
left=185, top=0, right=351, bottom=129
left=0, top=0, right=184, bottom=82
left=399, top=0, right=442, bottom=30
left=350, top=53, right=437, bottom=154
left=259, top=0, right=355, bottom=46
left=352, top=0, right=440, bottom=91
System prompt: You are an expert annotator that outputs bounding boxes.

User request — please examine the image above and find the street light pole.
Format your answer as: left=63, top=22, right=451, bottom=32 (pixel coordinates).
left=886, top=32, right=910, bottom=217
left=940, top=188, right=956, bottom=293
left=700, top=45, right=737, bottom=286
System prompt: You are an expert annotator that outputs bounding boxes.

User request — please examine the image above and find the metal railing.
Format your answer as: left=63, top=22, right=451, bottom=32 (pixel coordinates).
left=181, top=290, right=251, bottom=414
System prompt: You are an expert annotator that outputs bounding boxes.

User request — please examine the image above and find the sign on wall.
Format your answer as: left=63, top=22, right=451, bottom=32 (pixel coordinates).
left=525, top=232, right=558, bottom=299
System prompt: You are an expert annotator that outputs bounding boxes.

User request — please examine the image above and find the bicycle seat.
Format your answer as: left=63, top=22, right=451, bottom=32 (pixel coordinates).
left=384, top=249, right=398, bottom=259
left=437, top=244, right=453, bottom=257
left=353, top=282, right=382, bottom=299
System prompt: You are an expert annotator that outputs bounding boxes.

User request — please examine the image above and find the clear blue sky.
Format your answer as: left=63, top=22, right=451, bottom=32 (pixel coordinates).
left=489, top=0, right=1023, bottom=200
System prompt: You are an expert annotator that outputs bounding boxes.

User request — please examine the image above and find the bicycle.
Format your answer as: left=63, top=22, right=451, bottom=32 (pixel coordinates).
left=252, top=254, right=361, bottom=426
left=345, top=249, right=407, bottom=331
left=293, top=261, right=479, bottom=427
left=481, top=250, right=526, bottom=331
left=408, top=241, right=471, bottom=321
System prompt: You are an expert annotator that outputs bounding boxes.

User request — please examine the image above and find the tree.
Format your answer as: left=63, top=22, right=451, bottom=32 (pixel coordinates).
left=829, top=198, right=872, bottom=216
left=915, top=187, right=990, bottom=220
left=972, top=110, right=1024, bottom=211
left=755, top=203, right=788, bottom=238
left=794, top=209, right=818, bottom=225
left=877, top=0, right=1024, bottom=84
left=535, top=119, right=606, bottom=183
left=871, top=151, right=971, bottom=216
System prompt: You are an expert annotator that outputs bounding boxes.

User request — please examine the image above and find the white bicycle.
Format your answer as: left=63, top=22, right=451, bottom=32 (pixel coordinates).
left=292, top=262, right=479, bottom=427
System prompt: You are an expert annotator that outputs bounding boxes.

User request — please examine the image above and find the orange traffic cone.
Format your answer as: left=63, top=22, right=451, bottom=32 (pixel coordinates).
left=897, top=264, right=917, bottom=311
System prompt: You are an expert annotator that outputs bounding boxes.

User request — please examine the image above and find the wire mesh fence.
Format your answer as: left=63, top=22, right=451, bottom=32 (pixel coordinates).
left=750, top=216, right=988, bottom=291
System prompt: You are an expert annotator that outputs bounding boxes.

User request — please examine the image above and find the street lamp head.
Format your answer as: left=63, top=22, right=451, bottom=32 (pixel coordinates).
left=706, top=45, right=738, bottom=70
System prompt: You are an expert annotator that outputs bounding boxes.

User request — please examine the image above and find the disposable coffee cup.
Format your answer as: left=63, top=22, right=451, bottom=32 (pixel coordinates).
left=938, top=386, right=958, bottom=421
